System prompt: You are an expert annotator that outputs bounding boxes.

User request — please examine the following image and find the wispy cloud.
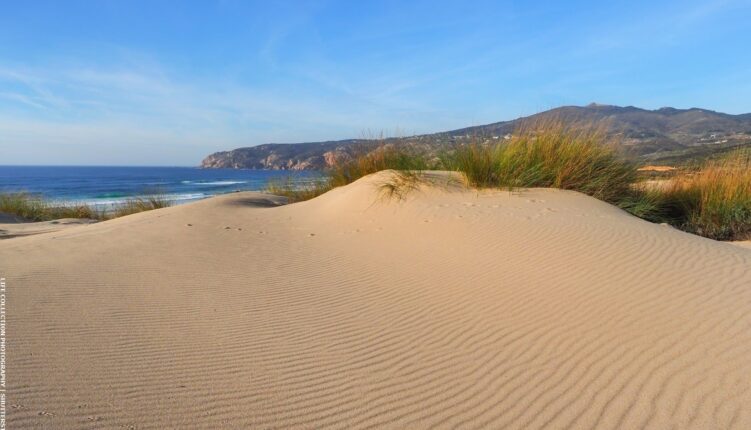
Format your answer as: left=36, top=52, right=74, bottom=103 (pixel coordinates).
left=0, top=57, right=465, bottom=164
left=1, top=0, right=749, bottom=165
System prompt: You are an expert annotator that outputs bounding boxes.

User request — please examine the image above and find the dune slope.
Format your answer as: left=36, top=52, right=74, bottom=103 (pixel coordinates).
left=3, top=171, right=751, bottom=429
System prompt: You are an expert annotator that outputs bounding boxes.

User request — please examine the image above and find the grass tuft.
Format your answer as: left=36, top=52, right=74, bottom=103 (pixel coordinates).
left=328, top=145, right=431, bottom=187
left=266, top=146, right=431, bottom=202
left=0, top=191, right=172, bottom=222
left=265, top=177, right=334, bottom=203
left=376, top=170, right=425, bottom=202
left=648, top=150, right=751, bottom=240
left=448, top=122, right=637, bottom=203
left=112, top=194, right=173, bottom=218
left=0, top=192, right=106, bottom=221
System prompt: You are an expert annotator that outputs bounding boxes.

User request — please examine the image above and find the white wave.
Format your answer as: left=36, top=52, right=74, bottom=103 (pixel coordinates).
left=182, top=180, right=248, bottom=186
left=62, top=192, right=209, bottom=208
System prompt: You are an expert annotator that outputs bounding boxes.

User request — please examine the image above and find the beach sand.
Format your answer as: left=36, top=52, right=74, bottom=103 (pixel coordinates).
left=3, top=171, right=751, bottom=429
left=0, top=217, right=97, bottom=240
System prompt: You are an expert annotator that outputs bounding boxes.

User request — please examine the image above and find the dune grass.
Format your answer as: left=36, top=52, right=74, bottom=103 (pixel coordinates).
left=266, top=177, right=334, bottom=203
left=266, top=145, right=432, bottom=202
left=0, top=192, right=172, bottom=222
left=375, top=170, right=425, bottom=201
left=261, top=123, right=751, bottom=242
left=112, top=194, right=173, bottom=218
left=644, top=150, right=751, bottom=240
left=328, top=145, right=431, bottom=187
left=442, top=124, right=751, bottom=240
left=446, top=123, right=637, bottom=204
left=0, top=192, right=106, bottom=221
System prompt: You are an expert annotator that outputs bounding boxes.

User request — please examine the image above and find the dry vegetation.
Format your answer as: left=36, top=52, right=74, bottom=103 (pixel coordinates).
left=0, top=192, right=171, bottom=222
left=642, top=150, right=751, bottom=240
left=268, top=122, right=751, bottom=241
left=265, top=177, right=333, bottom=203
left=447, top=123, right=636, bottom=204
left=266, top=145, right=433, bottom=201
left=5, top=125, right=749, bottom=241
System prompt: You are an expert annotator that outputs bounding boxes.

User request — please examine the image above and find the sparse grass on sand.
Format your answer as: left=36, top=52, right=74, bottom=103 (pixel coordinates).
left=266, top=177, right=334, bottom=203
left=376, top=170, right=425, bottom=201
left=0, top=192, right=106, bottom=221
left=266, top=124, right=751, bottom=241
left=267, top=145, right=432, bottom=202
left=0, top=192, right=172, bottom=222
left=328, top=145, right=431, bottom=187
left=112, top=195, right=173, bottom=218
left=642, top=150, right=751, bottom=240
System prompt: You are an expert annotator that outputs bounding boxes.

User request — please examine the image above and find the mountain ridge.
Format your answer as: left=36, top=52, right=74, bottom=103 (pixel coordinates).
left=201, top=104, right=751, bottom=170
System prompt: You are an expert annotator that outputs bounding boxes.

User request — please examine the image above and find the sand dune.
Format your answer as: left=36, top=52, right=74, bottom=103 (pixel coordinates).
left=0, top=217, right=97, bottom=240
left=3, top=171, right=751, bottom=429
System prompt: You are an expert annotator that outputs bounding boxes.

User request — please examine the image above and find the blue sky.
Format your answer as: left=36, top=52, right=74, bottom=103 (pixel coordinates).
left=1, top=0, right=750, bottom=165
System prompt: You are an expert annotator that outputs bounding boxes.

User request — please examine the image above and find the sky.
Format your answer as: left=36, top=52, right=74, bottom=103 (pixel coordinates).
left=1, top=0, right=750, bottom=166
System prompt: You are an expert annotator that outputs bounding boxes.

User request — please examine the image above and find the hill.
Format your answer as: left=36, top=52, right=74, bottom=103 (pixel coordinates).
left=201, top=104, right=751, bottom=170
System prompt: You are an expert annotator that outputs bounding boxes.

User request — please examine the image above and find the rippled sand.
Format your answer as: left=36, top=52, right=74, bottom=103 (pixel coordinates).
left=4, top=171, right=751, bottom=429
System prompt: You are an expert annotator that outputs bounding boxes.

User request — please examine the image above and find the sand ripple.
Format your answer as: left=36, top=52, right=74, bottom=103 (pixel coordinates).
left=3, top=172, right=751, bottom=429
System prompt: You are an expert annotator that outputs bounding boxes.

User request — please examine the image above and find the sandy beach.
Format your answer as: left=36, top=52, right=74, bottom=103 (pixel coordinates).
left=0, top=216, right=97, bottom=240
left=3, top=171, right=751, bottom=429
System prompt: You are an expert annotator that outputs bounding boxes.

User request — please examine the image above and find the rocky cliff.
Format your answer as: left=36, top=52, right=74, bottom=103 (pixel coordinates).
left=201, top=104, right=751, bottom=169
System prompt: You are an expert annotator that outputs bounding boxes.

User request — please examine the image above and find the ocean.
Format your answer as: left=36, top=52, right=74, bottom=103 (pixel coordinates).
left=0, top=166, right=320, bottom=207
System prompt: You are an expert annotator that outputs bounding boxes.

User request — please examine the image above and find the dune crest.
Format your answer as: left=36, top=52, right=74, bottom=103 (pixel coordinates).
left=3, top=171, right=751, bottom=429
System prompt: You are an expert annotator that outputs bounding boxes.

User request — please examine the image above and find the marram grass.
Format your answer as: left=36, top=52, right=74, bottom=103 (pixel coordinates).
left=650, top=149, right=751, bottom=240
left=266, top=177, right=334, bottom=203
left=264, top=125, right=751, bottom=241
left=447, top=122, right=636, bottom=204
left=0, top=192, right=172, bottom=221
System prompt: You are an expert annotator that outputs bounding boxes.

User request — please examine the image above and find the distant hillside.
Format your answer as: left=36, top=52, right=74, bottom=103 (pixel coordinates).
left=201, top=104, right=751, bottom=170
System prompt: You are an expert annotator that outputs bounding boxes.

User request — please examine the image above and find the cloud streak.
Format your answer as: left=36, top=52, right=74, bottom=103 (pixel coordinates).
left=0, top=0, right=749, bottom=165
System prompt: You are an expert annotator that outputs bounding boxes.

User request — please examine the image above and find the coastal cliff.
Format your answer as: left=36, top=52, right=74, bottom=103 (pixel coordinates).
left=200, top=140, right=381, bottom=170
left=201, top=104, right=751, bottom=169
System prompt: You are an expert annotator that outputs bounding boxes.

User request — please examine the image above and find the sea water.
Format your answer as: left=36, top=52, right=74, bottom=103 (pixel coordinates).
left=0, top=166, right=320, bottom=207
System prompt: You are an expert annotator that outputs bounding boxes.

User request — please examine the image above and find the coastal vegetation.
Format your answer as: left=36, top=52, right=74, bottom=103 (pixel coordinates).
left=266, top=176, right=333, bottom=203
left=446, top=124, right=635, bottom=204
left=202, top=104, right=751, bottom=170
left=639, top=149, right=751, bottom=240
left=111, top=195, right=173, bottom=218
left=3, top=125, right=749, bottom=241
left=0, top=192, right=171, bottom=222
left=265, top=145, right=432, bottom=202
left=268, top=123, right=751, bottom=241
